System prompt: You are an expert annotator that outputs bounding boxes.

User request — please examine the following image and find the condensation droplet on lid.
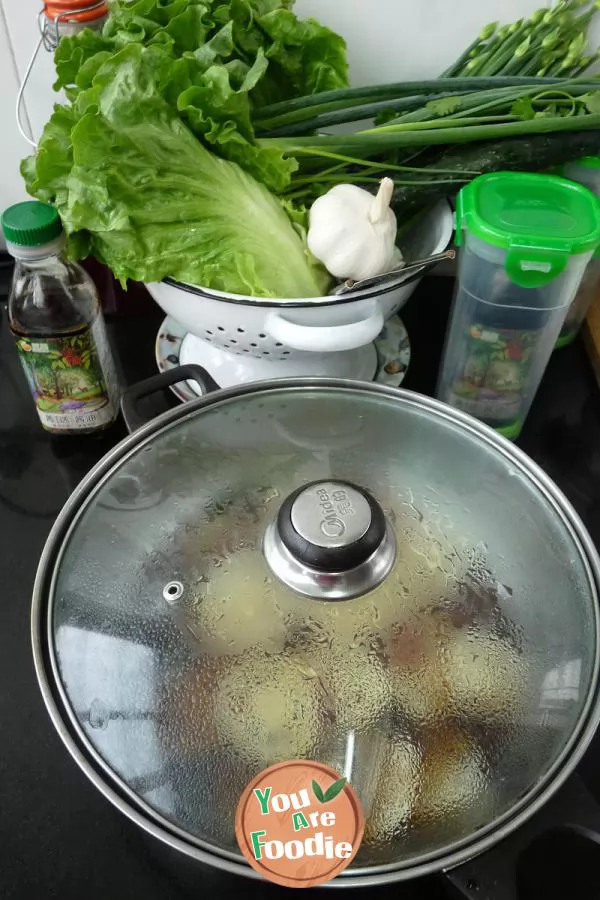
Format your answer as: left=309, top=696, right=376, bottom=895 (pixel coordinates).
left=185, top=623, right=201, bottom=642
left=89, top=699, right=109, bottom=730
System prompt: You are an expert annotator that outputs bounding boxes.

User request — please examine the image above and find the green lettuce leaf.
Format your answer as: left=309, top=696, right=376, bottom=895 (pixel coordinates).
left=54, top=0, right=348, bottom=110
left=259, top=8, right=349, bottom=96
left=24, top=43, right=329, bottom=298
left=23, top=104, right=75, bottom=205
left=248, top=0, right=295, bottom=13
left=25, top=0, right=345, bottom=294
left=51, top=0, right=347, bottom=192
left=177, top=58, right=295, bottom=191
left=192, top=19, right=235, bottom=69
left=54, top=29, right=112, bottom=91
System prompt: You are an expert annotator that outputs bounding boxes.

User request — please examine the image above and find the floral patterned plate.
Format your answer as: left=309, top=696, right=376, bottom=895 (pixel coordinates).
left=156, top=315, right=411, bottom=403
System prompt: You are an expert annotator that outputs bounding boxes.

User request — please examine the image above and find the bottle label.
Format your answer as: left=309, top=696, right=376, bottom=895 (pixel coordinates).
left=14, top=317, right=119, bottom=432
left=446, top=323, right=540, bottom=426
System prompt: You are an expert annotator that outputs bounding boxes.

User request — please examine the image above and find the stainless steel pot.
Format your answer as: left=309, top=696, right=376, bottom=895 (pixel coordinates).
left=32, top=366, right=600, bottom=888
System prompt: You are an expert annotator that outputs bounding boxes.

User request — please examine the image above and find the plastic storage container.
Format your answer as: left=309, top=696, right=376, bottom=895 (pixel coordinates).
left=556, top=157, right=600, bottom=348
left=437, top=172, right=600, bottom=439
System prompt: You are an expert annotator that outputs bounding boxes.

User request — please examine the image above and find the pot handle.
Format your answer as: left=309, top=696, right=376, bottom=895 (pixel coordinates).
left=445, top=774, right=600, bottom=900
left=264, top=302, right=384, bottom=353
left=120, top=365, right=220, bottom=433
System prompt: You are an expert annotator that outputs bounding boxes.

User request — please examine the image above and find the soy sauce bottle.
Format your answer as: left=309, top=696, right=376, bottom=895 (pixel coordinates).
left=1, top=201, right=119, bottom=434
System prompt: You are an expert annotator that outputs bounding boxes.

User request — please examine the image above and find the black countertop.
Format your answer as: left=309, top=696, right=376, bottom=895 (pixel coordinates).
left=3, top=274, right=600, bottom=900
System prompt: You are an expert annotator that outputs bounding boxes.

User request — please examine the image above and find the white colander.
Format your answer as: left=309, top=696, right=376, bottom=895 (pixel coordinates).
left=145, top=201, right=453, bottom=384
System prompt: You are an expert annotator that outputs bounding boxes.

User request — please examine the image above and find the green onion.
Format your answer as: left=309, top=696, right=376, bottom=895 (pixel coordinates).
left=261, top=0, right=600, bottom=209
left=263, top=112, right=600, bottom=159
left=252, top=76, right=574, bottom=125
left=363, top=115, right=523, bottom=136
left=280, top=148, right=483, bottom=176
left=255, top=95, right=434, bottom=137
left=441, top=36, right=489, bottom=78
left=259, top=80, right=600, bottom=137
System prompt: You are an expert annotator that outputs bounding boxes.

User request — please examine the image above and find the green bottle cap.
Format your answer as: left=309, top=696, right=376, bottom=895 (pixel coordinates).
left=1, top=201, right=63, bottom=247
left=456, top=172, right=600, bottom=288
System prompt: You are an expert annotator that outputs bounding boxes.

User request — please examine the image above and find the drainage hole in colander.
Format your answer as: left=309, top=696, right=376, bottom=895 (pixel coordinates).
left=262, top=351, right=270, bottom=356
left=275, top=342, right=283, bottom=347
left=231, top=339, right=237, bottom=344
left=243, top=349, right=249, bottom=353
left=250, top=343, right=257, bottom=347
left=237, top=327, right=244, bottom=333
left=206, top=330, right=213, bottom=335
left=259, top=333, right=266, bottom=339
left=282, top=351, right=291, bottom=356
left=218, top=326, right=225, bottom=332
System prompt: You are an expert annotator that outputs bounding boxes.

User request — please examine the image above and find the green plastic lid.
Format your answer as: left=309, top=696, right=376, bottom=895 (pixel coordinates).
left=456, top=172, right=600, bottom=287
left=1, top=201, right=63, bottom=247
left=575, top=156, right=600, bottom=170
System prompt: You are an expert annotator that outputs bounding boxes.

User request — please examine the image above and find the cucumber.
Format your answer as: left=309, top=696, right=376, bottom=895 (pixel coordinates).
left=391, top=130, right=600, bottom=218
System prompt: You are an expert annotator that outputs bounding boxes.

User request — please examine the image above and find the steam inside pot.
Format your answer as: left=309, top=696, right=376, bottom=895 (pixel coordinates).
left=162, top=504, right=533, bottom=858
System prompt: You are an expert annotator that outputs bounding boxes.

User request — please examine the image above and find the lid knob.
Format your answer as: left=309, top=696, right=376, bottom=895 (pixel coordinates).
left=264, top=480, right=396, bottom=601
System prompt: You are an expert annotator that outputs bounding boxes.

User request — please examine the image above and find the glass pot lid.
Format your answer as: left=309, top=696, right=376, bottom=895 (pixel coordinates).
left=37, top=382, right=600, bottom=880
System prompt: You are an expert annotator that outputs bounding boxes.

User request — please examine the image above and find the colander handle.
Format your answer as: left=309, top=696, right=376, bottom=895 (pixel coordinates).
left=264, top=303, right=384, bottom=352
left=121, top=364, right=220, bottom=432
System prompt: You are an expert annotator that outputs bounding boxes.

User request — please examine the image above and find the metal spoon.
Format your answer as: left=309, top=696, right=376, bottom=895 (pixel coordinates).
left=332, top=248, right=456, bottom=296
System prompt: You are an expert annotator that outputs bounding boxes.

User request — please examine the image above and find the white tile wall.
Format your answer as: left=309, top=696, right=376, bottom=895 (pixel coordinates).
left=0, top=2, right=34, bottom=231
left=0, top=0, right=596, bottom=220
left=294, top=0, right=546, bottom=86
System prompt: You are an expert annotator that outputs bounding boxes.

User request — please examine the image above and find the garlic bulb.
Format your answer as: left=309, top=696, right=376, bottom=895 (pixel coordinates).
left=307, top=178, right=401, bottom=282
